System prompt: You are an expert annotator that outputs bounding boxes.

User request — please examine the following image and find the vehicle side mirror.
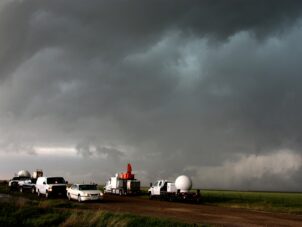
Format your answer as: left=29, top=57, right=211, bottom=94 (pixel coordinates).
left=65, top=181, right=68, bottom=184
left=43, top=182, right=46, bottom=185
left=150, top=182, right=152, bottom=187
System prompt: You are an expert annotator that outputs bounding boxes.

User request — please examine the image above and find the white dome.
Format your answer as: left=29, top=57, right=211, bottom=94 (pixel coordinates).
left=175, top=175, right=192, bottom=192
left=17, top=170, right=31, bottom=178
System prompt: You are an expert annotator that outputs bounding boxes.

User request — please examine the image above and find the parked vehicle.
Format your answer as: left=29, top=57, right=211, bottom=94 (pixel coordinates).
left=8, top=170, right=32, bottom=192
left=148, top=175, right=201, bottom=203
left=67, top=184, right=103, bottom=202
left=19, top=169, right=43, bottom=193
left=19, top=179, right=35, bottom=193
left=104, top=163, right=140, bottom=195
left=35, top=176, right=67, bottom=198
left=8, top=176, right=29, bottom=191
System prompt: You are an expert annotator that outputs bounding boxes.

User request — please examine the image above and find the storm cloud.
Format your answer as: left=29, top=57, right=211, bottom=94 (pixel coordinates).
left=1, top=0, right=302, bottom=190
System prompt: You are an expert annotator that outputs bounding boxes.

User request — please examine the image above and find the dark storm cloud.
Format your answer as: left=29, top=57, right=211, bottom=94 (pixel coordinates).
left=1, top=0, right=302, bottom=189
left=1, top=0, right=302, bottom=82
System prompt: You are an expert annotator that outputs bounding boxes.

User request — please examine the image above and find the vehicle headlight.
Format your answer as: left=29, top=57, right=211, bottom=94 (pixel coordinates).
left=99, top=192, right=103, bottom=196
left=48, top=186, right=52, bottom=191
left=83, top=193, right=88, bottom=196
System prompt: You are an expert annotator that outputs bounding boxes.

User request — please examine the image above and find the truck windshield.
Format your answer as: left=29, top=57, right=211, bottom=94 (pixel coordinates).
left=79, top=184, right=98, bottom=190
left=47, top=177, right=65, bottom=184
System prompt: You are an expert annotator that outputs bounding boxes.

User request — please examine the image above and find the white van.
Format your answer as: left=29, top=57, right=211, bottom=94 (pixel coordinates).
left=35, top=176, right=67, bottom=198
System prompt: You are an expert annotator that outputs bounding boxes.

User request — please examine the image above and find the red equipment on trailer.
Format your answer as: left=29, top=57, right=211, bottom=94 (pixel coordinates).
left=119, top=163, right=135, bottom=180
left=104, top=163, right=141, bottom=195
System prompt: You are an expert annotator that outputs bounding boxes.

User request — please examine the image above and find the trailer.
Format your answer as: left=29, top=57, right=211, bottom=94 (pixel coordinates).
left=148, top=175, right=201, bottom=203
left=104, top=163, right=140, bottom=195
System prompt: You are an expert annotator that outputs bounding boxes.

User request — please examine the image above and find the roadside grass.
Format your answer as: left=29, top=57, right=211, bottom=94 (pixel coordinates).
left=0, top=191, right=200, bottom=227
left=0, top=198, right=69, bottom=227
left=201, top=190, right=302, bottom=213
left=0, top=181, right=9, bottom=194
left=61, top=210, right=196, bottom=227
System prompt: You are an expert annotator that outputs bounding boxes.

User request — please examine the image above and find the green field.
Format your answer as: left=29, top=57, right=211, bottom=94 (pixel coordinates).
left=140, top=186, right=302, bottom=213
left=201, top=190, right=302, bottom=213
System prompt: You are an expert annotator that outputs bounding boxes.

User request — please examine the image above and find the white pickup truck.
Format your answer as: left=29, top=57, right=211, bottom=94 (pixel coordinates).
left=8, top=176, right=31, bottom=192
left=148, top=180, right=176, bottom=199
left=148, top=176, right=201, bottom=203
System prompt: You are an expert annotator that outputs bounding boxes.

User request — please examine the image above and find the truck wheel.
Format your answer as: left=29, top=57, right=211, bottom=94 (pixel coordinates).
left=37, top=190, right=40, bottom=197
left=149, top=193, right=153, bottom=200
left=45, top=190, right=49, bottom=199
left=31, top=187, right=35, bottom=194
left=119, top=190, right=123, bottom=196
left=19, top=187, right=23, bottom=193
left=78, top=195, right=81, bottom=203
left=67, top=193, right=71, bottom=201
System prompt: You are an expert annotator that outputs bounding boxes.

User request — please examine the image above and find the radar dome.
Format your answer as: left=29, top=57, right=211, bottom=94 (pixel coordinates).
left=17, top=170, right=31, bottom=178
left=175, top=175, right=192, bottom=192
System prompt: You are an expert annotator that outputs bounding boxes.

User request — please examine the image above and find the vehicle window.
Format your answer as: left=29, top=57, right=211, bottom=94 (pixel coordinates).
left=79, top=184, right=97, bottom=190
left=159, top=181, right=162, bottom=186
left=47, top=177, right=65, bottom=184
left=19, top=177, right=30, bottom=180
left=153, top=181, right=158, bottom=187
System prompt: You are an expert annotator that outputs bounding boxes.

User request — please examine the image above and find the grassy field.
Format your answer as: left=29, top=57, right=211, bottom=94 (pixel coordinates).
left=201, top=190, right=302, bottom=214
left=141, top=186, right=302, bottom=213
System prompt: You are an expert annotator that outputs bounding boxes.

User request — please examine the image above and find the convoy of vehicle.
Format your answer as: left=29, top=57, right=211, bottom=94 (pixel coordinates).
left=67, top=184, right=103, bottom=202
left=7, top=164, right=201, bottom=203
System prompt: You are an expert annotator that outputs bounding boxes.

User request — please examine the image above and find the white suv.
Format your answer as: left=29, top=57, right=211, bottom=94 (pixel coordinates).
left=35, top=176, right=67, bottom=198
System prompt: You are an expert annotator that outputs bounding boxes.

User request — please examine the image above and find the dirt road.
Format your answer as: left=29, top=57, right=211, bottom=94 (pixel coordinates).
left=74, top=194, right=302, bottom=226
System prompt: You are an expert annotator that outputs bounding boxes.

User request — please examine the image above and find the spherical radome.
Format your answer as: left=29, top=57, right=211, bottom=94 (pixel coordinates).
left=175, top=175, right=192, bottom=192
left=17, top=170, right=31, bottom=178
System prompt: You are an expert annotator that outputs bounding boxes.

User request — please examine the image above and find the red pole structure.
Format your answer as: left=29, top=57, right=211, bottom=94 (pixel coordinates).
left=127, top=163, right=132, bottom=174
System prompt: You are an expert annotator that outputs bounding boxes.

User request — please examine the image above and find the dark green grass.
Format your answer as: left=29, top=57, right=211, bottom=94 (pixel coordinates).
left=201, top=190, right=302, bottom=213
left=0, top=199, right=69, bottom=227
left=62, top=210, right=199, bottom=227
left=0, top=200, right=199, bottom=227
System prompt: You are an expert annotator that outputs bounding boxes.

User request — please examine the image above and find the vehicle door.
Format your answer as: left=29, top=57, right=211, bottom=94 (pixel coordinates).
left=41, top=179, right=47, bottom=194
left=153, top=181, right=162, bottom=195
left=70, top=185, right=78, bottom=199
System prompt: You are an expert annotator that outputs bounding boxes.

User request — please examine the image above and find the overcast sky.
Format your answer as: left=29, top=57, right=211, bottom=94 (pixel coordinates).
left=1, top=0, right=302, bottom=190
